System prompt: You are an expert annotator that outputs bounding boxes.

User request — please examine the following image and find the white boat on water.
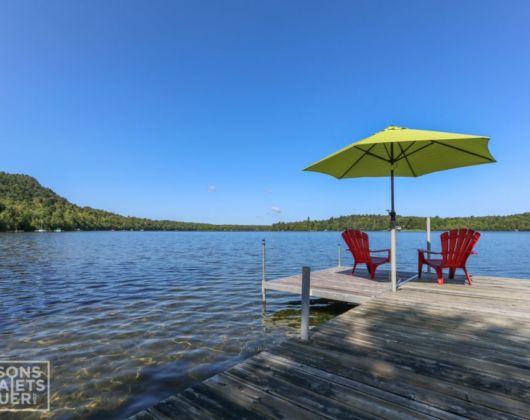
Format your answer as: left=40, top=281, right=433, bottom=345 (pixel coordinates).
left=35, top=228, right=46, bottom=233
left=54, top=228, right=62, bottom=232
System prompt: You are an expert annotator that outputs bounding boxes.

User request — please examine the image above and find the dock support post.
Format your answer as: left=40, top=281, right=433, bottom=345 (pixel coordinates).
left=426, top=217, right=431, bottom=274
left=301, top=266, right=310, bottom=341
left=337, top=244, right=341, bottom=267
left=261, top=239, right=266, bottom=303
left=390, top=228, right=397, bottom=292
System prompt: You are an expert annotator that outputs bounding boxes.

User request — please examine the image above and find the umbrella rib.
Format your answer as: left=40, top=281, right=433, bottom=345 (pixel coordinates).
left=431, top=141, right=495, bottom=162
left=398, top=143, right=417, bottom=177
left=396, top=141, right=434, bottom=161
left=394, top=141, right=417, bottom=161
left=354, top=146, right=390, bottom=163
left=382, top=143, right=391, bottom=160
left=338, top=144, right=377, bottom=178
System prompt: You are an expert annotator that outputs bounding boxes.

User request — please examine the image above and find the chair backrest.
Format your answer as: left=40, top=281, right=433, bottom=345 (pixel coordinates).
left=342, top=229, right=371, bottom=264
left=440, top=228, right=481, bottom=268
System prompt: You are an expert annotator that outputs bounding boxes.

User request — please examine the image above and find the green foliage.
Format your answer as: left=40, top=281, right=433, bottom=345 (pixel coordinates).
left=271, top=213, right=530, bottom=231
left=0, top=172, right=528, bottom=232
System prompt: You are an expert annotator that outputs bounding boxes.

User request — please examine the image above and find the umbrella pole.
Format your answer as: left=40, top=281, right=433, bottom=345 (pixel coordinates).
left=390, top=169, right=397, bottom=292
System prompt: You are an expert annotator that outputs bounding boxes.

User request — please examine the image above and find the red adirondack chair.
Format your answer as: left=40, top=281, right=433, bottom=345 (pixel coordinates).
left=418, top=228, right=480, bottom=285
left=342, top=229, right=390, bottom=279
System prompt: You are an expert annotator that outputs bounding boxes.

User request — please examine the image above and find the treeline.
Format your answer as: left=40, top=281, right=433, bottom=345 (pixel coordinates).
left=272, top=213, right=530, bottom=231
left=0, top=172, right=267, bottom=232
left=0, top=172, right=528, bottom=232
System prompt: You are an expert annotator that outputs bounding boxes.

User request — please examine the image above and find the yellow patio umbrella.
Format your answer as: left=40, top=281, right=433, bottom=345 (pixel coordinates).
left=304, top=125, right=496, bottom=291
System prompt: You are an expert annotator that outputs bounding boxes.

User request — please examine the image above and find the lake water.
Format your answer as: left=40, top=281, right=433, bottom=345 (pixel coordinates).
left=1, top=231, right=529, bottom=418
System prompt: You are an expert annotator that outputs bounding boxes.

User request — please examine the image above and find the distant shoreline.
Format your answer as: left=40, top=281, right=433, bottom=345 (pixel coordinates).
left=1, top=172, right=529, bottom=233
left=1, top=228, right=528, bottom=233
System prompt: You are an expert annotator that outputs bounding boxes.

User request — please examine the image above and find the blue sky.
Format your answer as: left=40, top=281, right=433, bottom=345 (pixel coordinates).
left=1, top=1, right=529, bottom=224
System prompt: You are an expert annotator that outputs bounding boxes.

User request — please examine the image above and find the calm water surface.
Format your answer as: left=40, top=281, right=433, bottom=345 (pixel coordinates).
left=1, top=231, right=529, bottom=418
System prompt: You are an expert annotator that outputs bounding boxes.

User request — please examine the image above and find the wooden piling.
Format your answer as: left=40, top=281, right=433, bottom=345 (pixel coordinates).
left=300, top=266, right=310, bottom=341
left=426, top=217, right=431, bottom=273
left=261, top=239, right=266, bottom=303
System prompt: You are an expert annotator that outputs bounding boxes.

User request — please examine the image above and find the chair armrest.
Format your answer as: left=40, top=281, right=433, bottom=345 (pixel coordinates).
left=417, top=249, right=443, bottom=254
left=371, top=249, right=391, bottom=261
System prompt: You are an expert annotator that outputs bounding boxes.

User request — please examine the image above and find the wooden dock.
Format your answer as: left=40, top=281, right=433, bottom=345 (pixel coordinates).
left=263, top=266, right=412, bottom=304
left=132, top=270, right=530, bottom=419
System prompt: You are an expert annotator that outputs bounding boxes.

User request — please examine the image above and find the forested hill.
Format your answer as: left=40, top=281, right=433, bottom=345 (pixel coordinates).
left=272, top=213, right=530, bottom=232
left=0, top=172, right=266, bottom=231
left=0, top=172, right=528, bottom=232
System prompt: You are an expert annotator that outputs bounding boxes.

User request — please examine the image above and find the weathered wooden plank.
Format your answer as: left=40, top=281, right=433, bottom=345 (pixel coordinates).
left=405, top=278, right=530, bottom=289
left=331, top=299, right=530, bottom=335
left=333, top=312, right=530, bottom=348
left=327, top=315, right=530, bottom=362
left=130, top=407, right=172, bottom=420
left=316, top=323, right=530, bottom=380
left=177, top=383, right=268, bottom=419
left=265, top=280, right=383, bottom=296
left=159, top=394, right=227, bottom=420
left=388, top=294, right=530, bottom=320
left=266, top=273, right=389, bottom=287
left=308, top=331, right=530, bottom=403
left=400, top=286, right=530, bottom=302
left=394, top=288, right=530, bottom=307
left=275, top=341, right=528, bottom=419
left=348, top=299, right=530, bottom=338
left=463, top=276, right=530, bottom=286
left=394, top=291, right=530, bottom=309
left=347, top=298, right=530, bottom=331
left=264, top=282, right=373, bottom=304
left=268, top=278, right=389, bottom=294
left=226, top=364, right=380, bottom=419
left=203, top=370, right=328, bottom=419
left=248, top=352, right=459, bottom=419
left=131, top=387, right=267, bottom=420
left=152, top=394, right=213, bottom=419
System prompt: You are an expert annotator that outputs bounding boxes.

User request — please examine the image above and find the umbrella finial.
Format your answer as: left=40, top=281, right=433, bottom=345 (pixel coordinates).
left=384, top=125, right=405, bottom=131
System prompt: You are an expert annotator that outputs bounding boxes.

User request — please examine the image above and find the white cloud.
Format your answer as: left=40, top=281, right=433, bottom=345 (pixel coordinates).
left=208, top=185, right=217, bottom=192
left=271, top=206, right=282, bottom=214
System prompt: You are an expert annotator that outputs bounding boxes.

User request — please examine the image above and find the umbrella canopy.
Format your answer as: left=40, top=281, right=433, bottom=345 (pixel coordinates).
left=304, top=125, right=495, bottom=178
left=304, top=125, right=496, bottom=291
